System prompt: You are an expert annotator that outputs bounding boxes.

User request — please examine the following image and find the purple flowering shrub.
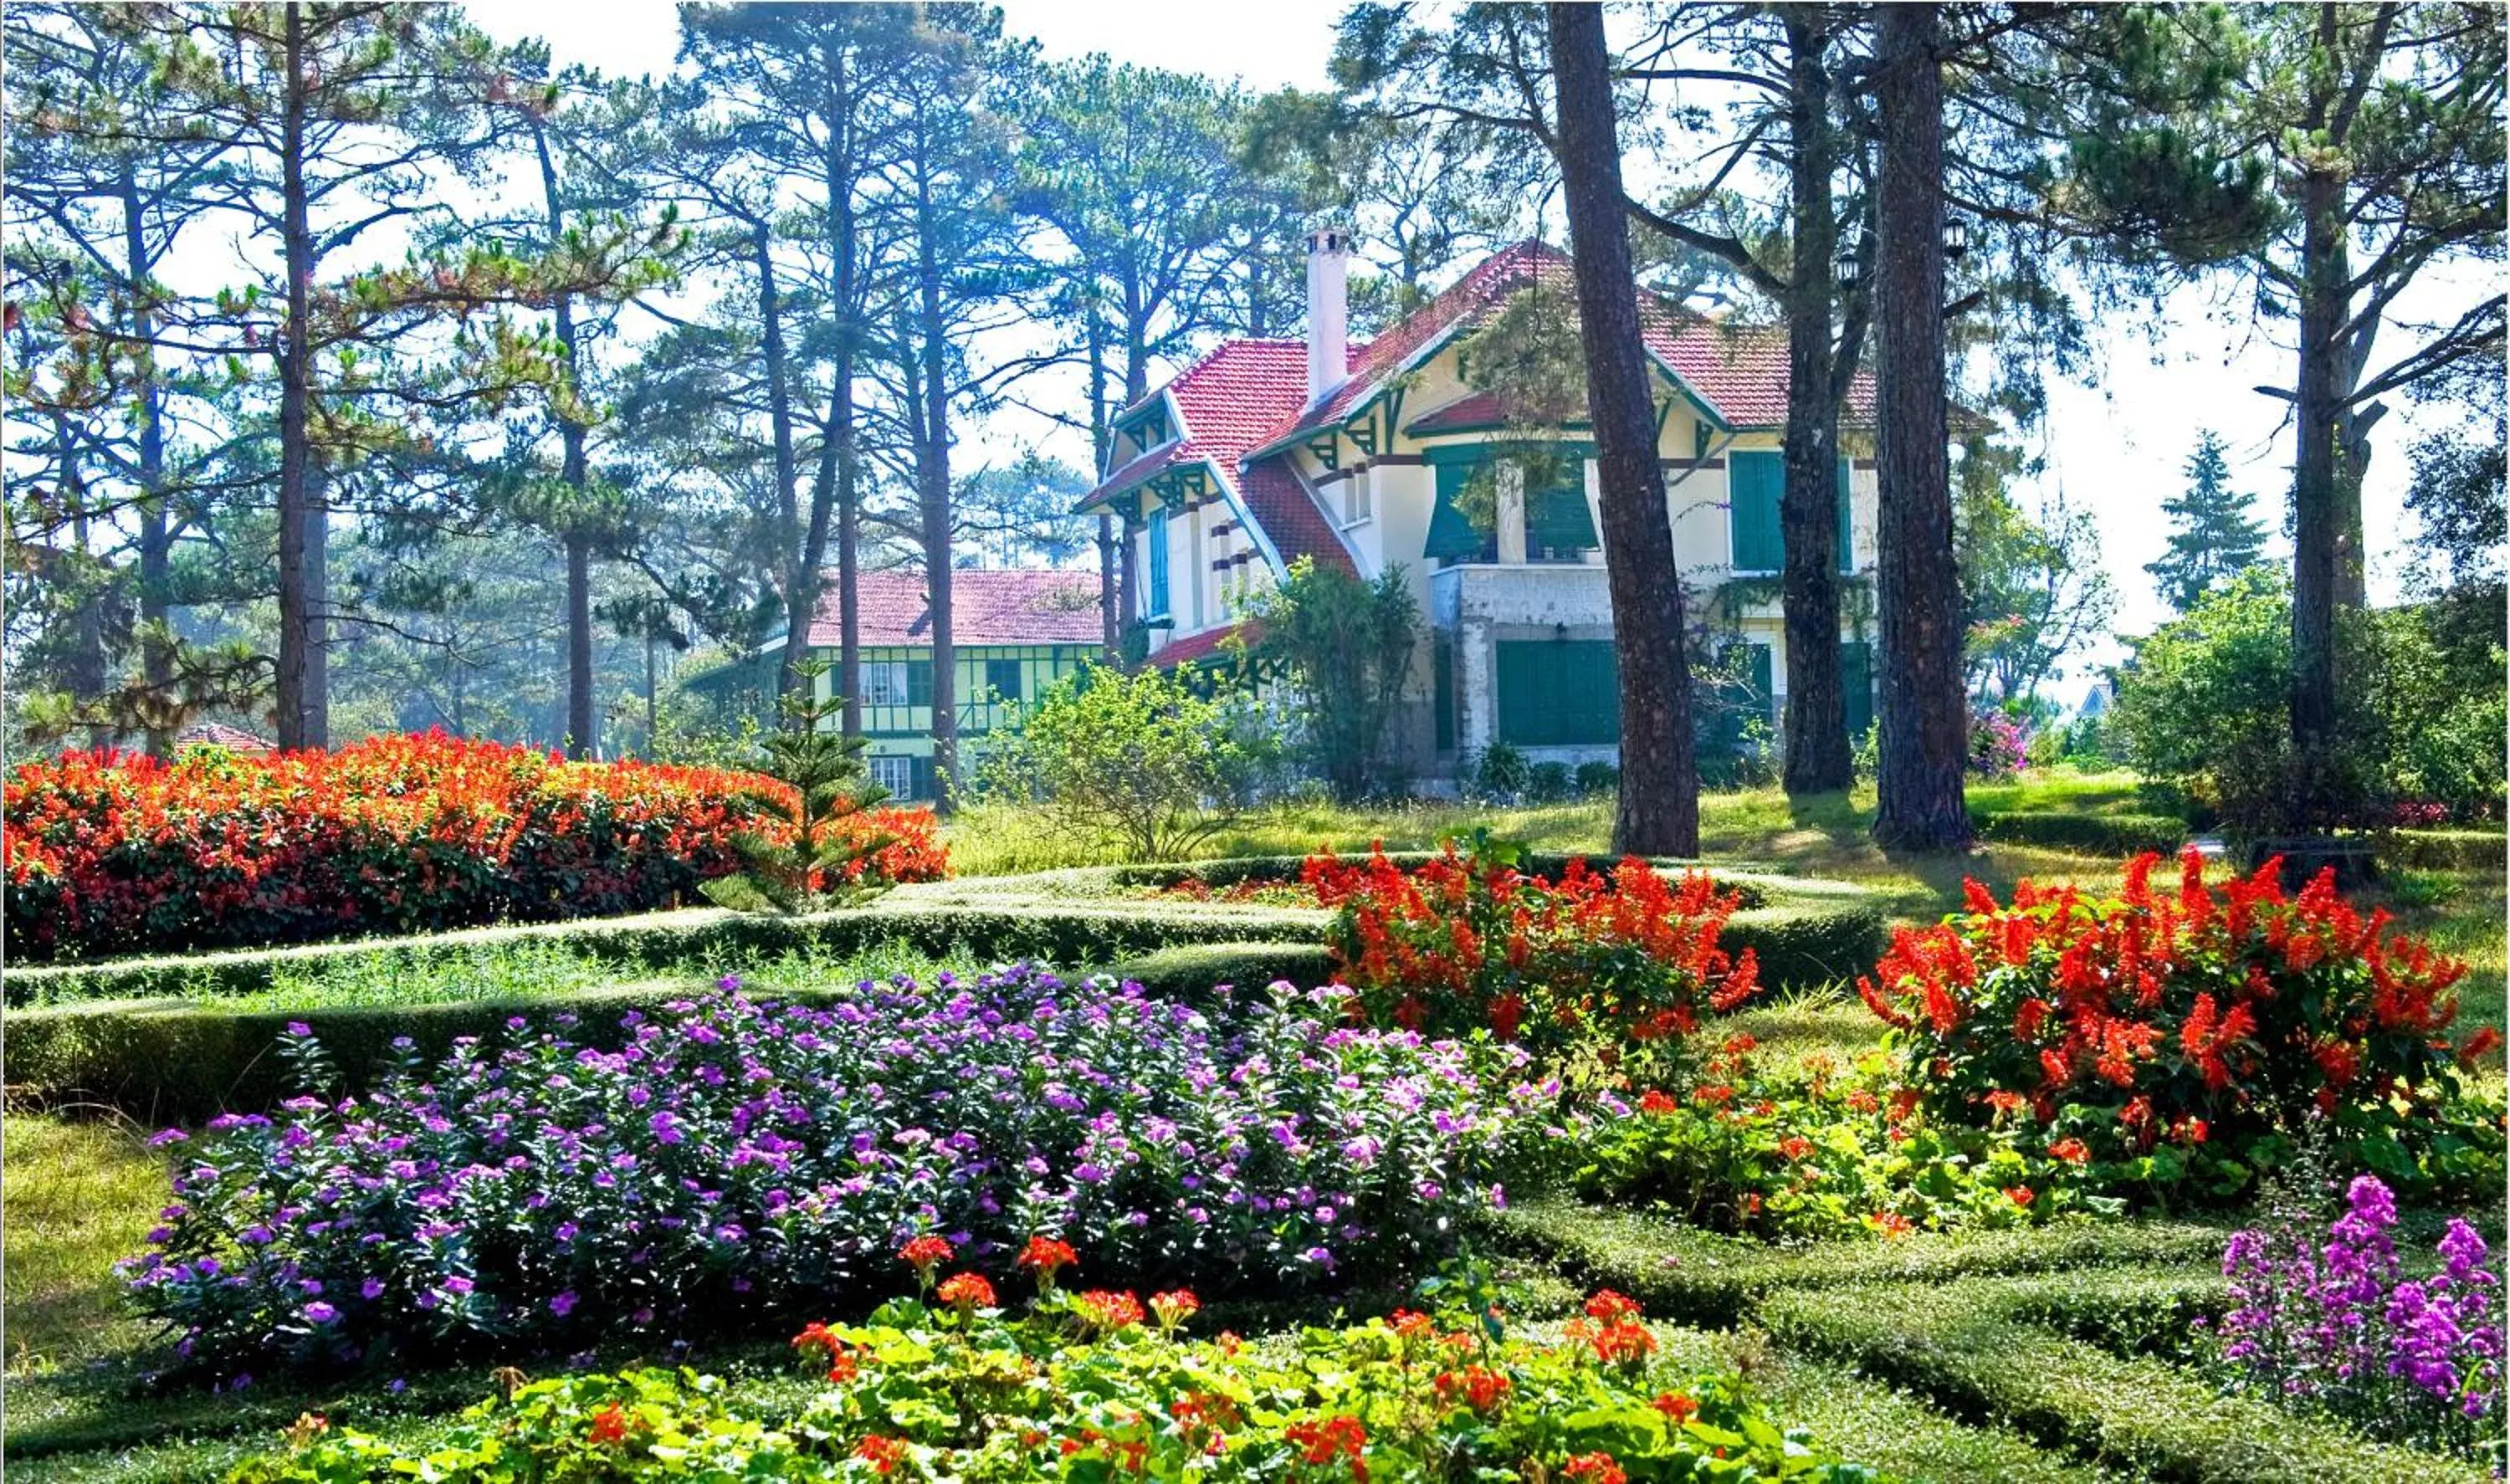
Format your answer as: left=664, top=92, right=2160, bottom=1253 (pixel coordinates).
left=125, top=966, right=1555, bottom=1377
left=1967, top=710, right=2030, bottom=780
left=2211, top=1174, right=2504, bottom=1461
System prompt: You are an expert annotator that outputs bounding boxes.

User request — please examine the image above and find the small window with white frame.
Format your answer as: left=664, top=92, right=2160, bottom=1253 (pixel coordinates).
left=861, top=660, right=911, bottom=707
left=868, top=754, right=916, bottom=800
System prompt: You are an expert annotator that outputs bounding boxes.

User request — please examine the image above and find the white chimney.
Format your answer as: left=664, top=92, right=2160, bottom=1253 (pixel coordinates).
left=1305, top=227, right=1352, bottom=405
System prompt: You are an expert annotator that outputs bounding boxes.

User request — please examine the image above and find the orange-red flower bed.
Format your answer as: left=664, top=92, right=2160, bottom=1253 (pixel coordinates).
left=4, top=731, right=945, bottom=962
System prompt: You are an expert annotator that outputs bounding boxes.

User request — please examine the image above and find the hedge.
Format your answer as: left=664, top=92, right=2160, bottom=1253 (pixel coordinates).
left=1479, top=1199, right=2230, bottom=1328
left=1, top=892, right=1317, bottom=1008
left=1970, top=811, right=2192, bottom=857
left=1103, top=940, right=1340, bottom=1004
left=2390, top=828, right=2507, bottom=872
left=1760, top=1275, right=2487, bottom=1484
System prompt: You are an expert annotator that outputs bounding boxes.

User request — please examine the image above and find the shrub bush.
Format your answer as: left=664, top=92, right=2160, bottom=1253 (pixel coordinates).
left=2210, top=1174, right=2502, bottom=1461
left=233, top=1288, right=1885, bottom=1484
left=2112, top=571, right=2507, bottom=832
left=1856, top=848, right=2503, bottom=1203
left=1304, top=837, right=1761, bottom=1059
left=1575, top=760, right=1621, bottom=797
left=1970, top=811, right=2190, bottom=857
left=126, top=967, right=1555, bottom=1375
left=976, top=664, right=1274, bottom=862
left=3, top=733, right=945, bottom=963
left=1571, top=1035, right=2101, bottom=1241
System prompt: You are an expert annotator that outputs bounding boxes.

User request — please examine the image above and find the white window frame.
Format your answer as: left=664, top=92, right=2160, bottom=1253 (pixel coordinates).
left=868, top=754, right=916, bottom=800
left=862, top=660, right=912, bottom=707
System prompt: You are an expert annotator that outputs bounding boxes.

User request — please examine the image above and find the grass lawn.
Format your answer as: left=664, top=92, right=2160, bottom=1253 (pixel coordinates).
left=7, top=770, right=2498, bottom=1482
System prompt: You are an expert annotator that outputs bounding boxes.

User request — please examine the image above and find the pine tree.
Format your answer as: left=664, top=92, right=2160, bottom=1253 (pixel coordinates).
left=2147, top=432, right=2267, bottom=615
left=703, top=659, right=895, bottom=915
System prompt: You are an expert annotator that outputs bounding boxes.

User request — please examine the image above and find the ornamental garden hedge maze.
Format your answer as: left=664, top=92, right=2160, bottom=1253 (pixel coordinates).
left=12, top=840, right=2505, bottom=1484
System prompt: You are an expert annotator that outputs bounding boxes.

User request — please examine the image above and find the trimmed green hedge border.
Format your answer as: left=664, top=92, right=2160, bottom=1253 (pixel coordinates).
left=1479, top=1200, right=2229, bottom=1329
left=0, top=894, right=1315, bottom=1009
left=2390, top=828, right=2507, bottom=872
left=1760, top=1273, right=2486, bottom=1484
left=1970, top=811, right=2191, bottom=857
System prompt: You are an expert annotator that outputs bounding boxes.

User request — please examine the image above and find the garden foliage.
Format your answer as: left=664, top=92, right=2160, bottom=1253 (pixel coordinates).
left=231, top=1277, right=1885, bottom=1484
left=701, top=660, right=899, bottom=915
left=3, top=733, right=945, bottom=961
left=1857, top=848, right=2503, bottom=1201
left=2210, top=1174, right=2502, bottom=1462
left=127, top=966, right=1552, bottom=1375
left=1304, top=837, right=1761, bottom=1059
left=978, top=663, right=1274, bottom=862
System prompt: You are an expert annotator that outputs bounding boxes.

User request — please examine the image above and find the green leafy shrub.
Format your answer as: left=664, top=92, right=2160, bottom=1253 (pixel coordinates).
left=1573, top=1035, right=2101, bottom=1240
left=1467, top=740, right=1533, bottom=802
left=1575, top=760, right=1621, bottom=797
left=978, top=663, right=1273, bottom=862
left=2113, top=571, right=2507, bottom=832
left=1248, top=558, right=1421, bottom=803
left=231, top=1283, right=1888, bottom=1484
left=1857, top=849, right=2505, bottom=1204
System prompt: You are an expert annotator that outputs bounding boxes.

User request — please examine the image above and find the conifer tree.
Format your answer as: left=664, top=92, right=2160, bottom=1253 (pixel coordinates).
left=703, top=658, right=894, bottom=915
left=2147, top=431, right=2267, bottom=615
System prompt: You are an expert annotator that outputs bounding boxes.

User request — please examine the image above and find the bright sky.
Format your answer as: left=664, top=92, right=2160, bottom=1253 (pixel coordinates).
left=464, top=3, right=2474, bottom=705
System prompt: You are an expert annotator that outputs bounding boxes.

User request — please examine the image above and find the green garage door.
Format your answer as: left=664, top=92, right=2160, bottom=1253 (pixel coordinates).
left=1495, top=640, right=1619, bottom=745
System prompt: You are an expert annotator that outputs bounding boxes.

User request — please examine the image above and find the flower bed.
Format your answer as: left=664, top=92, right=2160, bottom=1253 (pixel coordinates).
left=126, top=966, right=1552, bottom=1376
left=1857, top=848, right=2502, bottom=1201
left=4, top=733, right=945, bottom=962
left=1304, top=839, right=1761, bottom=1058
left=2210, top=1174, right=2502, bottom=1461
left=230, top=1281, right=1883, bottom=1484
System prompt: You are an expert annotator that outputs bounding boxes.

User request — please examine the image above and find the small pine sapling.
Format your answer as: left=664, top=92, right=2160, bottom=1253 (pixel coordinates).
left=703, top=659, right=897, bottom=913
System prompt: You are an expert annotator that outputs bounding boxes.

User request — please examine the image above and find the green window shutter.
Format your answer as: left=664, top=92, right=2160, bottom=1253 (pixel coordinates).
left=1749, top=642, right=1774, bottom=724
left=1526, top=474, right=1598, bottom=555
left=1836, top=457, right=1855, bottom=573
left=909, top=755, right=935, bottom=802
left=1495, top=640, right=1620, bottom=746
left=1842, top=640, right=1873, bottom=742
left=1729, top=452, right=1783, bottom=571
left=985, top=658, right=1022, bottom=701
left=907, top=658, right=934, bottom=707
left=1428, top=458, right=1488, bottom=560
left=1146, top=509, right=1170, bottom=615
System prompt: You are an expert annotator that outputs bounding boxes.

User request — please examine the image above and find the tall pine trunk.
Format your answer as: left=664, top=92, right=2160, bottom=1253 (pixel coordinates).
left=274, top=2, right=326, bottom=750
left=1778, top=7, right=1852, bottom=795
left=1548, top=2, right=1699, bottom=857
left=914, top=176, right=956, bottom=813
left=535, top=120, right=597, bottom=758
left=1869, top=3, right=1970, bottom=852
left=2290, top=155, right=2348, bottom=826
left=754, top=224, right=804, bottom=708
left=125, top=166, right=175, bottom=757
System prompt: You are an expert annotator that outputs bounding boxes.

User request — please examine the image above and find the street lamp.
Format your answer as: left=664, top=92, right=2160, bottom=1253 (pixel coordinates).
left=1834, top=236, right=1862, bottom=289
left=1943, top=213, right=1971, bottom=261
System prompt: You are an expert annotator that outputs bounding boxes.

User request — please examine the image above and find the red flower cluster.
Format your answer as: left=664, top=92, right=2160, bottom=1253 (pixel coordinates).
left=1566, top=1289, right=1657, bottom=1365
left=1016, top=1235, right=1078, bottom=1287
left=935, top=1272, right=996, bottom=1310
left=1304, top=841, right=1759, bottom=1055
left=1857, top=848, right=2493, bottom=1170
left=899, top=1235, right=954, bottom=1279
left=3, top=733, right=948, bottom=962
left=1284, top=1415, right=1368, bottom=1481
left=1563, top=1453, right=1627, bottom=1484
left=1073, top=1289, right=1147, bottom=1333
left=1432, top=1364, right=1513, bottom=1413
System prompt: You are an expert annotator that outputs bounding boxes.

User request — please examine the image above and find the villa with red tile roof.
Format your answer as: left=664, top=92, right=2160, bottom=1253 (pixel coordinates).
left=1077, top=231, right=1883, bottom=781
left=780, top=568, right=1103, bottom=801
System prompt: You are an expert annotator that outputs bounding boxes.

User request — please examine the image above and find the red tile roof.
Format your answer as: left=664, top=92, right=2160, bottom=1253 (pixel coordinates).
left=177, top=721, right=274, bottom=753
left=1237, top=455, right=1355, bottom=574
left=1145, top=619, right=1262, bottom=668
left=805, top=568, right=1104, bottom=648
left=1646, top=307, right=1881, bottom=427
left=1405, top=391, right=1508, bottom=434
left=1078, top=438, right=1194, bottom=511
